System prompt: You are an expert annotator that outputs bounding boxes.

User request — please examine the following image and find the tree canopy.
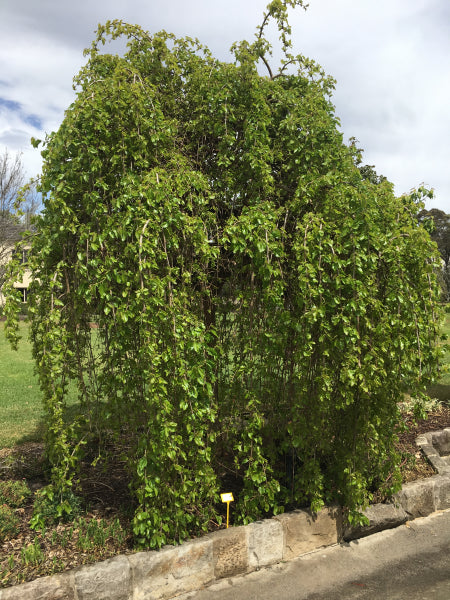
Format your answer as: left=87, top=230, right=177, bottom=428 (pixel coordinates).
left=4, top=0, right=443, bottom=547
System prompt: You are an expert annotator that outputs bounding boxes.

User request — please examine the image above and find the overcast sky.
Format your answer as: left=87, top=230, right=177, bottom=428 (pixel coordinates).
left=1, top=0, right=449, bottom=212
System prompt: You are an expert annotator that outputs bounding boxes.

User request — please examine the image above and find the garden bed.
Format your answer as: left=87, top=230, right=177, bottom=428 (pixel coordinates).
left=1, top=405, right=449, bottom=588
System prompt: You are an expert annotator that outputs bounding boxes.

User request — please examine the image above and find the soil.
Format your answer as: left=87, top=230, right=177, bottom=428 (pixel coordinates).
left=395, top=406, right=450, bottom=483
left=1, top=406, right=449, bottom=589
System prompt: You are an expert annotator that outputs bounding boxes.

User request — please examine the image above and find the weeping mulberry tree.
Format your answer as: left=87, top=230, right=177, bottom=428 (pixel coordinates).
left=5, top=0, right=442, bottom=546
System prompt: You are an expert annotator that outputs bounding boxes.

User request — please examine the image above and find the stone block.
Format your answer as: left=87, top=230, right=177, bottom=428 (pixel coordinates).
left=393, top=479, right=435, bottom=518
left=247, top=518, right=283, bottom=570
left=434, top=474, right=450, bottom=510
left=0, top=573, right=74, bottom=600
left=432, top=429, right=450, bottom=455
left=415, top=434, right=428, bottom=447
left=74, top=555, right=130, bottom=600
left=420, top=443, right=439, bottom=458
left=343, top=503, right=408, bottom=541
left=130, top=537, right=214, bottom=600
left=211, top=526, right=248, bottom=579
left=431, top=455, right=450, bottom=474
left=274, top=507, right=339, bottom=560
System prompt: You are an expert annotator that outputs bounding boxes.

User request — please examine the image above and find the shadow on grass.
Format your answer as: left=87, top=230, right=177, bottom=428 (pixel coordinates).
left=425, top=384, right=450, bottom=405
left=13, top=402, right=84, bottom=447
left=13, top=424, right=46, bottom=446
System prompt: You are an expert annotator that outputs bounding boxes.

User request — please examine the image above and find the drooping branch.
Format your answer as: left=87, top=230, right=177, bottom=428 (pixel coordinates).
left=254, top=0, right=309, bottom=79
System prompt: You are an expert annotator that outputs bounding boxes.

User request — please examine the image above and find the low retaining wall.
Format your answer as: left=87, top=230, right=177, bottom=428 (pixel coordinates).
left=1, top=434, right=450, bottom=600
left=416, top=427, right=450, bottom=475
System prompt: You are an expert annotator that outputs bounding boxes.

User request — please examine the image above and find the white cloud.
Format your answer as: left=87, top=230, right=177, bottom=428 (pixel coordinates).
left=288, top=0, right=450, bottom=208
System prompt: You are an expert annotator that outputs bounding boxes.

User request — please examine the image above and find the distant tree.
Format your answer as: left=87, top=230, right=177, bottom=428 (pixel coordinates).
left=418, top=208, right=450, bottom=300
left=0, top=149, right=26, bottom=212
left=0, top=149, right=26, bottom=289
left=0, top=149, right=40, bottom=289
left=418, top=208, right=450, bottom=267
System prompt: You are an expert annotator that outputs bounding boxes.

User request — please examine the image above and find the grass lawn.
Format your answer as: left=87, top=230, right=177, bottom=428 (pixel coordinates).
left=0, top=322, right=45, bottom=447
left=0, top=322, right=80, bottom=447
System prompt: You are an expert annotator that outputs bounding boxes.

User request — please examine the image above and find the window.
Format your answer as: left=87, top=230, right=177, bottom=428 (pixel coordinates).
left=11, top=249, right=28, bottom=264
left=16, top=287, right=28, bottom=302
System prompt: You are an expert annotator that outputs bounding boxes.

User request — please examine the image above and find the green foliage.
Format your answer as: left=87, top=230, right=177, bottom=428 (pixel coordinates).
left=0, top=480, right=31, bottom=507
left=3, top=1, right=443, bottom=546
left=0, top=505, right=20, bottom=542
left=30, top=485, right=82, bottom=530
left=75, top=517, right=127, bottom=551
left=20, top=540, right=44, bottom=567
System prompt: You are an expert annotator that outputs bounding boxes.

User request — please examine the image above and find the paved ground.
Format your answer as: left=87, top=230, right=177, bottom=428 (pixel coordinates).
left=180, top=509, right=450, bottom=600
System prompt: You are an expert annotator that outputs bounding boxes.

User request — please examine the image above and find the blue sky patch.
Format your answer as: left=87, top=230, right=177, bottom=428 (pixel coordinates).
left=23, top=114, right=42, bottom=129
left=0, top=96, right=43, bottom=130
left=0, top=97, right=21, bottom=112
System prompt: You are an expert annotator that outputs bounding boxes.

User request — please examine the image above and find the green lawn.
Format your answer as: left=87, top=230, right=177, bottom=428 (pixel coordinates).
left=0, top=322, right=45, bottom=447
left=0, top=322, right=80, bottom=448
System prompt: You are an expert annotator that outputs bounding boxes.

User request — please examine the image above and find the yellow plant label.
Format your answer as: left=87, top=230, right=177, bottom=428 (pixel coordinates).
left=220, top=492, right=234, bottom=503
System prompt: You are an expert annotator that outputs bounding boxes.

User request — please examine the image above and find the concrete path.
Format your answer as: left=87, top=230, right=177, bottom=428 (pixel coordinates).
left=180, top=509, right=450, bottom=600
